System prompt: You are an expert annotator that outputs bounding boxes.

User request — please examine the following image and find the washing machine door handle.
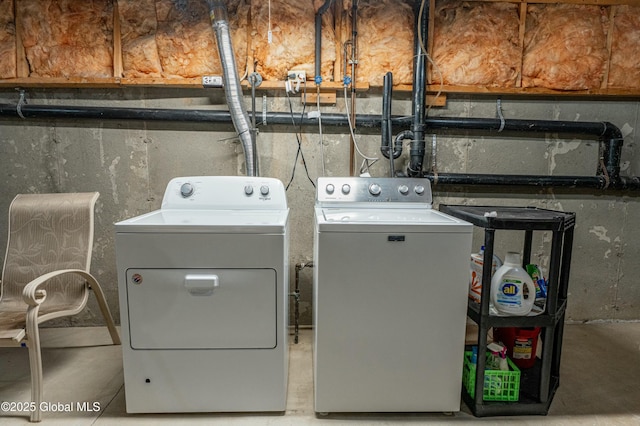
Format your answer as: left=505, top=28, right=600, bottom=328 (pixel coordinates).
left=184, top=274, right=219, bottom=296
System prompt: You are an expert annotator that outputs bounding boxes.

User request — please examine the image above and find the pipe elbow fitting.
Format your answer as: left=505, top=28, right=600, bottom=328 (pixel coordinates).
left=601, top=121, right=623, bottom=140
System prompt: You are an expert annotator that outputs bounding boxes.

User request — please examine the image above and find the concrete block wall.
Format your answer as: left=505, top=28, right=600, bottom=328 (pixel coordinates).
left=0, top=88, right=638, bottom=325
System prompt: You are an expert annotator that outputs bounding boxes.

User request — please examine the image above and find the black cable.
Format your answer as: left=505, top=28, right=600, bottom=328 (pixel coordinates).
left=285, top=82, right=316, bottom=191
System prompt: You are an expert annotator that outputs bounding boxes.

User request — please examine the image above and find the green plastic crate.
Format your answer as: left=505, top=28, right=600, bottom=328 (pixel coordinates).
left=462, top=351, right=521, bottom=402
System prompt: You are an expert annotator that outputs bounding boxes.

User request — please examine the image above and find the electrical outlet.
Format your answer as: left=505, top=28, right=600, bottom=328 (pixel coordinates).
left=286, top=70, right=306, bottom=94
left=287, top=70, right=306, bottom=82
left=202, top=75, right=223, bottom=88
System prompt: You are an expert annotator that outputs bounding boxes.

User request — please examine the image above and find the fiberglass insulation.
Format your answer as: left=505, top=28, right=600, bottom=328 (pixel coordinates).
left=431, top=0, right=520, bottom=87
left=522, top=4, right=609, bottom=90
left=118, top=0, right=163, bottom=78
left=252, top=0, right=336, bottom=82
left=119, top=0, right=248, bottom=79
left=608, top=5, right=640, bottom=89
left=17, top=0, right=114, bottom=78
left=0, top=0, right=16, bottom=79
left=343, top=0, right=414, bottom=86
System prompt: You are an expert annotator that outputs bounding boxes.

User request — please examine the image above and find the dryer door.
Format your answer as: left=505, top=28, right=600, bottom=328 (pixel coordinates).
left=125, top=268, right=277, bottom=349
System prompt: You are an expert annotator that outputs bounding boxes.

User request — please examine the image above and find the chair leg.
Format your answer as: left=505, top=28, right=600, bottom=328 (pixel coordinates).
left=26, top=306, right=43, bottom=423
left=87, top=277, right=121, bottom=345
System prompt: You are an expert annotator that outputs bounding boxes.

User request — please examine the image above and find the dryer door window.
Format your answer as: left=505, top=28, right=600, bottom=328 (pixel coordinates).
left=126, top=268, right=277, bottom=349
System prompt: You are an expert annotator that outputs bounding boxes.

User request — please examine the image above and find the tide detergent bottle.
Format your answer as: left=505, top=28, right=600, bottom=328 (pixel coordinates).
left=469, top=246, right=502, bottom=304
left=490, top=252, right=535, bottom=316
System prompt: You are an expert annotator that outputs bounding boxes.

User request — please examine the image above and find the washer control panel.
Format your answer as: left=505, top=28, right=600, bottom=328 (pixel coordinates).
left=317, top=177, right=432, bottom=204
left=162, top=176, right=287, bottom=210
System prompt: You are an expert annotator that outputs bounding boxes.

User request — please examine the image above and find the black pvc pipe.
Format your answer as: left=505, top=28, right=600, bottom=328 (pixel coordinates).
left=0, top=103, right=624, bottom=138
left=381, top=72, right=402, bottom=160
left=408, top=0, right=428, bottom=177
left=425, top=173, right=640, bottom=190
left=426, top=117, right=622, bottom=139
left=426, top=173, right=606, bottom=188
left=394, top=129, right=414, bottom=157
left=0, top=103, right=388, bottom=126
left=315, top=0, right=333, bottom=83
left=602, top=137, right=624, bottom=183
left=2, top=103, right=637, bottom=190
left=0, top=103, right=236, bottom=123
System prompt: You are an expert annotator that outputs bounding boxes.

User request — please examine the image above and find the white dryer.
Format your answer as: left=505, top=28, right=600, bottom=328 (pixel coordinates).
left=115, top=176, right=289, bottom=413
left=313, top=177, right=472, bottom=413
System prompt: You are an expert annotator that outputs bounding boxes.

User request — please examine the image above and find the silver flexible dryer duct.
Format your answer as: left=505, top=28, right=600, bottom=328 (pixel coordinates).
left=207, top=1, right=258, bottom=176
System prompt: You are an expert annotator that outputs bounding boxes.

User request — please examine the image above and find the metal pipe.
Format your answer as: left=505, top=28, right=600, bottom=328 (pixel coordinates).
left=207, top=0, right=258, bottom=176
left=349, top=0, right=358, bottom=176
left=292, top=261, right=314, bottom=344
left=408, top=0, right=428, bottom=177
left=315, top=0, right=333, bottom=84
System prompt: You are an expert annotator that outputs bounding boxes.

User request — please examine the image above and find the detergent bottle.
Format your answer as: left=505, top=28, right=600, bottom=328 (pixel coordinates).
left=490, top=252, right=535, bottom=316
left=469, top=246, right=503, bottom=304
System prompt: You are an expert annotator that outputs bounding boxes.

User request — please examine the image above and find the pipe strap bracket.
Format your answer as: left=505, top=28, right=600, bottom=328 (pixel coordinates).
left=16, top=89, right=27, bottom=119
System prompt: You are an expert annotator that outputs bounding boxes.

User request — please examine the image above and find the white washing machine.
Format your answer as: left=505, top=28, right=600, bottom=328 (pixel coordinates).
left=313, top=177, right=472, bottom=413
left=115, top=176, right=289, bottom=413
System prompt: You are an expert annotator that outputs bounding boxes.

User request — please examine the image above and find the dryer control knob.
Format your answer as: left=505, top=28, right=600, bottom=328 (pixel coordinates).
left=260, top=185, right=270, bottom=196
left=414, top=184, right=425, bottom=195
left=326, top=184, right=335, bottom=194
left=341, top=184, right=351, bottom=195
left=369, top=183, right=382, bottom=196
left=244, top=185, right=254, bottom=195
left=398, top=184, right=409, bottom=195
left=180, top=182, right=195, bottom=198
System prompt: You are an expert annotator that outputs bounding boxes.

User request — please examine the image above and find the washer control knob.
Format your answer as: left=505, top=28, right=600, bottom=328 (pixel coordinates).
left=260, top=185, right=270, bottom=196
left=341, top=184, right=351, bottom=195
left=180, top=182, right=195, bottom=198
left=399, top=184, right=409, bottom=195
left=414, top=184, right=425, bottom=195
left=369, top=183, right=382, bottom=196
left=326, top=184, right=335, bottom=194
left=244, top=185, right=254, bottom=196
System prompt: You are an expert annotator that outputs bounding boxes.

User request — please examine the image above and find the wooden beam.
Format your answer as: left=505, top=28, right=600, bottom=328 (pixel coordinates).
left=302, top=91, right=337, bottom=105
left=14, top=0, right=29, bottom=78
left=459, top=0, right=637, bottom=4
left=333, top=0, right=343, bottom=83
left=427, top=94, right=447, bottom=107
left=427, top=0, right=436, bottom=84
left=602, top=5, right=617, bottom=89
left=113, top=1, right=123, bottom=78
left=516, top=3, right=527, bottom=88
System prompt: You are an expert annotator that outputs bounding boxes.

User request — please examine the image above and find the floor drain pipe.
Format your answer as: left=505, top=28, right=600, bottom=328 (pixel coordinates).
left=207, top=1, right=258, bottom=176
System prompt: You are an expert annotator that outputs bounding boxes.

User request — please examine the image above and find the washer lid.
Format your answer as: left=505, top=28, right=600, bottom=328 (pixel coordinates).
left=316, top=207, right=471, bottom=233
left=116, top=209, right=289, bottom=233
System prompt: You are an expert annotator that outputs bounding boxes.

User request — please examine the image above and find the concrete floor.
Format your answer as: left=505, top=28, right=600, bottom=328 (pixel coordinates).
left=0, top=324, right=639, bottom=425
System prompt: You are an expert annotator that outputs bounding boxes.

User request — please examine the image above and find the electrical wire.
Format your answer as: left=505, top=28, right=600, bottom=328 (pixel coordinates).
left=285, top=81, right=316, bottom=190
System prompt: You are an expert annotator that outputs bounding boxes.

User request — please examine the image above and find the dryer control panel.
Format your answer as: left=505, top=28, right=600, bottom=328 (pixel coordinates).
left=162, top=176, right=288, bottom=210
left=317, top=177, right=433, bottom=205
